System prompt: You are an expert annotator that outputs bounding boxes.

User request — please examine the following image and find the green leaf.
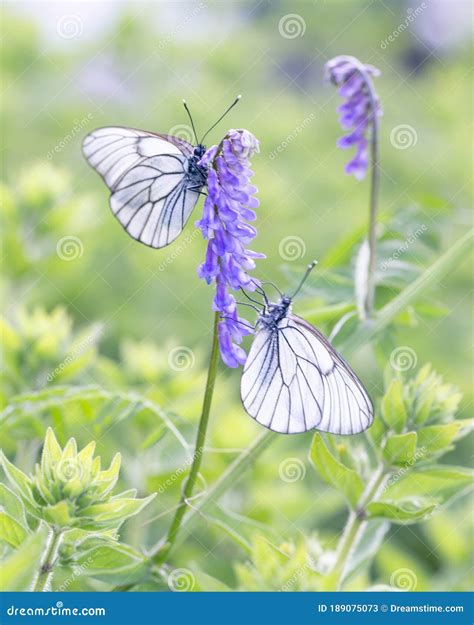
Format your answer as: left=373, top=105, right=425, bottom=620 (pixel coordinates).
left=0, top=511, right=29, bottom=547
left=0, top=451, right=35, bottom=505
left=381, top=379, right=408, bottom=433
left=76, top=542, right=149, bottom=584
left=383, top=432, right=417, bottom=466
left=383, top=466, right=474, bottom=505
left=43, top=501, right=72, bottom=526
left=0, top=522, right=49, bottom=591
left=0, top=483, right=28, bottom=527
left=417, top=421, right=472, bottom=454
left=79, top=494, right=155, bottom=526
left=367, top=498, right=438, bottom=524
left=309, top=434, right=364, bottom=507
left=40, top=427, right=62, bottom=480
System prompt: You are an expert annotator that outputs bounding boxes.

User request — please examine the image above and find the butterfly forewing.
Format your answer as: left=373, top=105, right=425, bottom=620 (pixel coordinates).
left=241, top=312, right=373, bottom=435
left=82, top=126, right=202, bottom=248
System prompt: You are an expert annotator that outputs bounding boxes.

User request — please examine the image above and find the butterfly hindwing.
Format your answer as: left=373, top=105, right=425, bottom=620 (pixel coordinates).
left=82, top=126, right=202, bottom=248
left=241, top=313, right=373, bottom=435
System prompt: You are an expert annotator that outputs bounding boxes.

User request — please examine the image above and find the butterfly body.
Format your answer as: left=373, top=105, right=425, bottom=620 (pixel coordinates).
left=241, top=294, right=374, bottom=435
left=259, top=296, right=292, bottom=330
left=186, top=144, right=208, bottom=191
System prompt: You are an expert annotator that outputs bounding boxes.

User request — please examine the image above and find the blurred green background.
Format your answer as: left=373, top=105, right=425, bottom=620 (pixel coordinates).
left=1, top=0, right=472, bottom=591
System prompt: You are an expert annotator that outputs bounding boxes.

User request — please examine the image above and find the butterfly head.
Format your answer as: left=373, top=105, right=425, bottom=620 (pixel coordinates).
left=193, top=144, right=206, bottom=159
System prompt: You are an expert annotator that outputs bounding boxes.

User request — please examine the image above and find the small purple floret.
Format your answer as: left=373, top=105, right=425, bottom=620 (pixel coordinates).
left=196, top=129, right=264, bottom=368
left=325, top=55, right=381, bottom=180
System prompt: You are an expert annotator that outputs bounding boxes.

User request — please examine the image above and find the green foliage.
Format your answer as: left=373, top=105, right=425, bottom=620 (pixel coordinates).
left=309, top=434, right=364, bottom=508
left=0, top=429, right=154, bottom=591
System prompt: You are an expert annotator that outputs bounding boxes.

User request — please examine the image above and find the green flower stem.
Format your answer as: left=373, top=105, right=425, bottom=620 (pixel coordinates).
left=363, top=66, right=381, bottom=319
left=154, top=311, right=220, bottom=564
left=32, top=526, right=63, bottom=592
left=326, top=464, right=388, bottom=590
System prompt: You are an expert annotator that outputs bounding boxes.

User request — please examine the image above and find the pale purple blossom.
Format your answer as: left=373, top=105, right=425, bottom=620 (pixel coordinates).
left=196, top=129, right=264, bottom=368
left=325, top=55, right=381, bottom=180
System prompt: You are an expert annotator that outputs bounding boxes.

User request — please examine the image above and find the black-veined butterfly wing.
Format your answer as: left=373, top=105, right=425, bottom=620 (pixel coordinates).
left=241, top=313, right=373, bottom=435
left=82, top=126, right=204, bottom=248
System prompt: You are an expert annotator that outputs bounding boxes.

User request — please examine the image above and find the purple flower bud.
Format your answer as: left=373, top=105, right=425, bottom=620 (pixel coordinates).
left=325, top=55, right=381, bottom=180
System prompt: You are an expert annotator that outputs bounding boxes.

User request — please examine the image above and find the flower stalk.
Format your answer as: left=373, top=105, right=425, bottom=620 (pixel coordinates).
left=325, top=55, right=382, bottom=318
left=32, top=527, right=64, bottom=592
left=154, top=311, right=220, bottom=563
left=325, top=463, right=389, bottom=590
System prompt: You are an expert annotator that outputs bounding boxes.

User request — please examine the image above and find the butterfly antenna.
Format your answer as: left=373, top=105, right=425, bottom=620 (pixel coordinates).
left=200, top=95, right=242, bottom=144
left=182, top=99, right=199, bottom=144
left=260, top=281, right=283, bottom=298
left=291, top=260, right=318, bottom=299
left=240, top=287, right=263, bottom=308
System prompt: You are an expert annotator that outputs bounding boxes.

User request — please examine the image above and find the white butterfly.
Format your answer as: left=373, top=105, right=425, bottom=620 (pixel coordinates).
left=82, top=98, right=241, bottom=249
left=241, top=263, right=374, bottom=435
left=82, top=126, right=207, bottom=249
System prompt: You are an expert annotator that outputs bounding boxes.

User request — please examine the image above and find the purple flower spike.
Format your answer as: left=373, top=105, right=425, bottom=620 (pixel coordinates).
left=325, top=55, right=381, bottom=180
left=196, top=129, right=264, bottom=368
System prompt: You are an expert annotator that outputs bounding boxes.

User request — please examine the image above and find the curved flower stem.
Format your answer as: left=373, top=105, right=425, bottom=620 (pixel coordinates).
left=363, top=69, right=381, bottom=319
left=154, top=311, right=220, bottom=564
left=325, top=464, right=388, bottom=590
left=32, top=526, right=63, bottom=592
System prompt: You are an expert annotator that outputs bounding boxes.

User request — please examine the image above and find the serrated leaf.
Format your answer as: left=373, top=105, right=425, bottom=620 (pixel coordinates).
left=310, top=434, right=364, bottom=507
left=0, top=511, right=29, bottom=547
left=383, top=431, right=417, bottom=466
left=0, top=522, right=49, bottom=591
left=367, top=498, right=438, bottom=524
left=381, top=379, right=408, bottom=433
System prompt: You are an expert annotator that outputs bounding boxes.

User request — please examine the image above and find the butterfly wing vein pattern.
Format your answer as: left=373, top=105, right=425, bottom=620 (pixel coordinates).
left=83, top=127, right=201, bottom=248
left=241, top=315, right=373, bottom=435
